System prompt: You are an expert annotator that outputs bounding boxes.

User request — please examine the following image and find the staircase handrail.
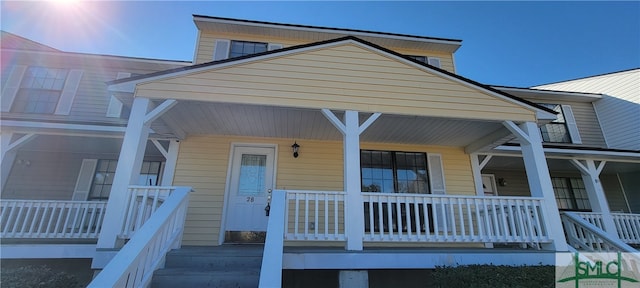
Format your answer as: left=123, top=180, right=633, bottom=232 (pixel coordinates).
left=258, top=189, right=286, bottom=288
left=88, top=187, right=191, bottom=288
left=561, top=211, right=637, bottom=253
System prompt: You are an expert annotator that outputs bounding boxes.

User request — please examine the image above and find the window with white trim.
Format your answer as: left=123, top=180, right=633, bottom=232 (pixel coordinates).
left=88, top=159, right=163, bottom=200
left=11, top=66, right=68, bottom=114
left=361, top=150, right=435, bottom=233
left=552, top=177, right=591, bottom=211
left=539, top=104, right=571, bottom=143
left=407, top=55, right=441, bottom=68
left=229, top=40, right=268, bottom=58
left=361, top=150, right=430, bottom=194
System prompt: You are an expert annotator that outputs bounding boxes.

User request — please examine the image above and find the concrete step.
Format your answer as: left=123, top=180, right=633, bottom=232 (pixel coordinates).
left=150, top=245, right=264, bottom=288
left=151, top=269, right=260, bottom=288
left=164, top=246, right=263, bottom=269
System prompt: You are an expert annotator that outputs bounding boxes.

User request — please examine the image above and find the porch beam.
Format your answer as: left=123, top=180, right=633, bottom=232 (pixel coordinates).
left=144, top=99, right=177, bottom=125
left=94, top=97, right=152, bottom=267
left=570, top=159, right=618, bottom=238
left=464, top=127, right=513, bottom=154
left=321, top=109, right=346, bottom=134
left=151, top=139, right=169, bottom=158
left=358, top=112, right=382, bottom=134
left=504, top=121, right=568, bottom=251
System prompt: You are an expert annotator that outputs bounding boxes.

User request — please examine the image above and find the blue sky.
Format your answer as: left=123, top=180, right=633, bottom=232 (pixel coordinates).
left=2, top=1, right=639, bottom=87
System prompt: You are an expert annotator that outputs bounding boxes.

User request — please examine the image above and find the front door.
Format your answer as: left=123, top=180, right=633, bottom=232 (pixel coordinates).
left=225, top=146, right=275, bottom=233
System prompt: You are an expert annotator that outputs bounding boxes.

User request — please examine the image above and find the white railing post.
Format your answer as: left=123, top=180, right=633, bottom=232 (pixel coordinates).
left=259, top=190, right=286, bottom=288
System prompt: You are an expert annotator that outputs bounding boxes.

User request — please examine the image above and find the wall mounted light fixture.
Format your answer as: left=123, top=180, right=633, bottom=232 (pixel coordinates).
left=291, top=141, right=300, bottom=158
left=498, top=178, right=507, bottom=187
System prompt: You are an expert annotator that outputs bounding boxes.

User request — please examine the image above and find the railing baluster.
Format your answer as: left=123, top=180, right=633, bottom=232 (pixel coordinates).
left=413, top=197, right=421, bottom=239
left=294, top=193, right=300, bottom=239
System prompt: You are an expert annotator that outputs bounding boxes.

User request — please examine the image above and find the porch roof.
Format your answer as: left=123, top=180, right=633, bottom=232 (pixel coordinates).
left=108, top=37, right=557, bottom=149
left=108, top=36, right=555, bottom=121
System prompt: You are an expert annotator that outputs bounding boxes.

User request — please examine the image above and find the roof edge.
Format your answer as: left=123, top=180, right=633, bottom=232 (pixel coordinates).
left=192, top=14, right=463, bottom=46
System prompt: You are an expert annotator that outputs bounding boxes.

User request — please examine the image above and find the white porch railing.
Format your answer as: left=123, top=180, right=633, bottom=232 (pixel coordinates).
left=362, top=193, right=550, bottom=245
left=88, top=186, right=190, bottom=288
left=1, top=200, right=106, bottom=239
left=561, top=211, right=637, bottom=252
left=120, top=186, right=174, bottom=239
left=284, top=190, right=346, bottom=241
left=612, top=212, right=640, bottom=245
left=572, top=212, right=640, bottom=245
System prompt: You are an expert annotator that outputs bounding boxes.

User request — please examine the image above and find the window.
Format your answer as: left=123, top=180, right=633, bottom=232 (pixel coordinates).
left=539, top=104, right=571, bottom=143
left=229, top=40, right=268, bottom=58
left=361, top=150, right=429, bottom=194
left=552, top=177, right=591, bottom=211
left=361, top=150, right=432, bottom=233
left=406, top=55, right=441, bottom=68
left=89, top=159, right=163, bottom=200
left=11, top=67, right=68, bottom=114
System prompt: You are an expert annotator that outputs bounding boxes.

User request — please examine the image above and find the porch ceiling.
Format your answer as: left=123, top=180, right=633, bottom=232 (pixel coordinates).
left=151, top=100, right=507, bottom=147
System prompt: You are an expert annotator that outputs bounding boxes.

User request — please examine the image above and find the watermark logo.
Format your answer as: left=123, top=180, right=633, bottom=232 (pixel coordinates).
left=556, top=252, right=640, bottom=288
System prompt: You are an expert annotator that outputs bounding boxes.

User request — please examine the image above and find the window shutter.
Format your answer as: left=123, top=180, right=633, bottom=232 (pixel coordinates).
left=428, top=153, right=449, bottom=231
left=54, top=69, right=83, bottom=115
left=1, top=65, right=27, bottom=112
left=72, top=159, right=98, bottom=201
left=268, top=43, right=283, bottom=51
left=213, top=39, right=231, bottom=61
left=427, top=57, right=441, bottom=68
left=561, top=105, right=582, bottom=144
left=106, top=72, right=130, bottom=117
left=428, top=153, right=446, bottom=195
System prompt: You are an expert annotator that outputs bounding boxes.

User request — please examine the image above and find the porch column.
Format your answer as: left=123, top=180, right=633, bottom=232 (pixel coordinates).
left=570, top=159, right=618, bottom=238
left=93, top=98, right=178, bottom=268
left=470, top=154, right=492, bottom=196
left=503, top=121, right=568, bottom=251
left=96, top=97, right=152, bottom=252
left=322, top=109, right=381, bottom=251
left=152, top=139, right=180, bottom=186
left=1, top=132, right=36, bottom=191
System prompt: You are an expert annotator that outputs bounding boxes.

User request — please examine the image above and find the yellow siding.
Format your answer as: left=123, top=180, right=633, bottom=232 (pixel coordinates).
left=195, top=32, right=456, bottom=73
left=173, top=135, right=475, bottom=246
left=139, top=43, right=536, bottom=122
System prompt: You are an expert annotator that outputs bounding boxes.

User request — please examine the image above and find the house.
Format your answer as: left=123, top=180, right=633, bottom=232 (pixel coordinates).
left=1, top=15, right=639, bottom=287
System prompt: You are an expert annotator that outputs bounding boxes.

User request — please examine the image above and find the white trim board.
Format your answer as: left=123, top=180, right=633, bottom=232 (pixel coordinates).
left=282, top=250, right=556, bottom=269
left=0, top=244, right=97, bottom=259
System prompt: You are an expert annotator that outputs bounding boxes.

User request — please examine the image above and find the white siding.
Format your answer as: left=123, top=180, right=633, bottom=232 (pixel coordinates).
left=535, top=69, right=640, bottom=150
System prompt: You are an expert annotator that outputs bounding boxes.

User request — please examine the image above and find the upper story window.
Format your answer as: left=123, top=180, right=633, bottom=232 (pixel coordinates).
left=406, top=55, right=441, bottom=68
left=552, top=177, right=591, bottom=211
left=11, top=66, right=68, bottom=114
left=361, top=150, right=429, bottom=194
left=229, top=40, right=268, bottom=58
left=539, top=104, right=572, bottom=143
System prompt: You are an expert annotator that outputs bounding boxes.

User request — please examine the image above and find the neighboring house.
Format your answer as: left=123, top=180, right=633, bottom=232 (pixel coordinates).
left=1, top=16, right=639, bottom=287
left=0, top=30, right=189, bottom=257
